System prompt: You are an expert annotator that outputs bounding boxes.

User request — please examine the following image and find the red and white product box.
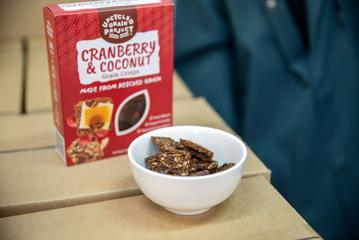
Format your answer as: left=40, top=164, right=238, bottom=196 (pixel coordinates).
left=43, top=0, right=174, bottom=166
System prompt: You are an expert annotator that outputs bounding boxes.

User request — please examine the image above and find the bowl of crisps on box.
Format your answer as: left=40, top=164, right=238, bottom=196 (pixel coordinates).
left=127, top=126, right=247, bottom=215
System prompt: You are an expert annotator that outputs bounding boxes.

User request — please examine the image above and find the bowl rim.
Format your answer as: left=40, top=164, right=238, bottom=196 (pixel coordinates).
left=127, top=125, right=247, bottom=181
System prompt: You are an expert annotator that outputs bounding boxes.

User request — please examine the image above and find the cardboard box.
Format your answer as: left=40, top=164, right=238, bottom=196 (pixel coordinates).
left=0, top=113, right=53, bottom=153
left=43, top=0, right=174, bottom=165
left=0, top=39, right=23, bottom=115
left=0, top=176, right=320, bottom=240
left=0, top=98, right=270, bottom=217
left=0, top=145, right=268, bottom=217
left=0, top=148, right=139, bottom=218
left=27, top=37, right=52, bottom=112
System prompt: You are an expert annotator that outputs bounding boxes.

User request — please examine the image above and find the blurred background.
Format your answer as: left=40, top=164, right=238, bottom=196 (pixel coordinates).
left=1, top=0, right=359, bottom=239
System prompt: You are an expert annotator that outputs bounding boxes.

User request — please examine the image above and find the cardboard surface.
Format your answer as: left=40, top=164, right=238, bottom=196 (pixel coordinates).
left=0, top=148, right=139, bottom=218
left=0, top=98, right=269, bottom=217
left=26, top=38, right=192, bottom=112
left=0, top=113, right=54, bottom=152
left=0, top=176, right=320, bottom=240
left=0, top=39, right=22, bottom=114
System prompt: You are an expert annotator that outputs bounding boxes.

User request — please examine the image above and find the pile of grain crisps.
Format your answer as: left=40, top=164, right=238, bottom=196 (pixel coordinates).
left=145, top=136, right=235, bottom=176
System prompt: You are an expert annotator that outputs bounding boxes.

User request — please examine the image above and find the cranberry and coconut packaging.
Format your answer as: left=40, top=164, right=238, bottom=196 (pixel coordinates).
left=43, top=0, right=174, bottom=166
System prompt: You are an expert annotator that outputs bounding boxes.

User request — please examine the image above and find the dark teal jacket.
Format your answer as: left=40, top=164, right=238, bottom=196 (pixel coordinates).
left=175, top=0, right=359, bottom=239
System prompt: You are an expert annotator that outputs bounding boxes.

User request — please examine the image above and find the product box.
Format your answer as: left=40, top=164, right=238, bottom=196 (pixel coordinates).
left=43, top=0, right=174, bottom=166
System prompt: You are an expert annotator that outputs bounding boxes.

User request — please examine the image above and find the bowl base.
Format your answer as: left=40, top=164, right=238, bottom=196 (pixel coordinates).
left=165, top=207, right=210, bottom=215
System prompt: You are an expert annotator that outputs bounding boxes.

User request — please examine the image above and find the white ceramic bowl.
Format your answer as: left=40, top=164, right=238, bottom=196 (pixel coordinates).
left=127, top=126, right=247, bottom=215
